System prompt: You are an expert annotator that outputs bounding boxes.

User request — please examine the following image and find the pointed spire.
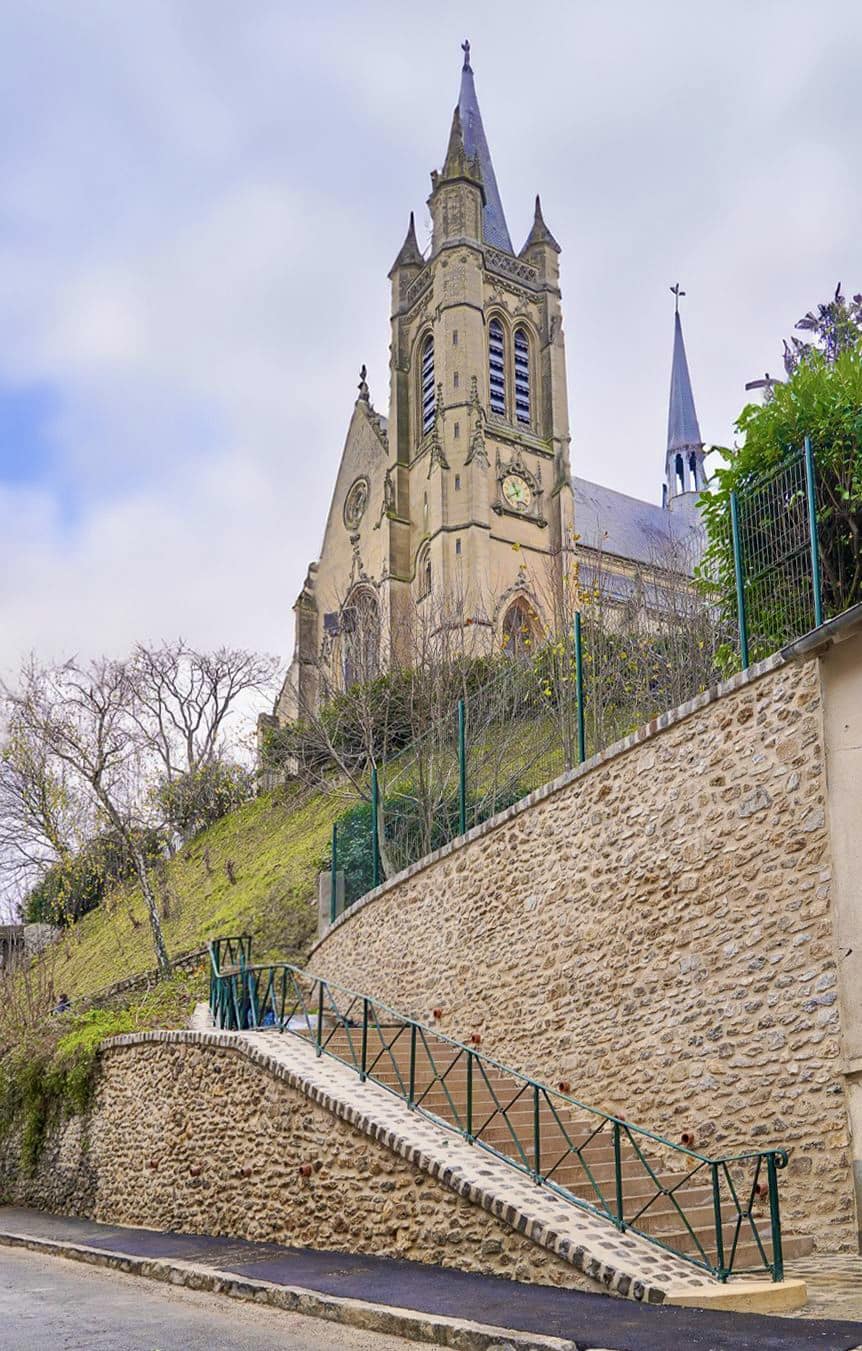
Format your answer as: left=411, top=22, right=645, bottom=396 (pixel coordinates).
left=389, top=211, right=424, bottom=276
left=521, top=195, right=561, bottom=255
left=665, top=289, right=706, bottom=503
left=457, top=41, right=513, bottom=253
left=667, top=303, right=702, bottom=454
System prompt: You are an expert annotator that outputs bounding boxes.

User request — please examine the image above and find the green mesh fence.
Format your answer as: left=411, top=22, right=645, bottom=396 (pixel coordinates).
left=324, top=439, right=853, bottom=917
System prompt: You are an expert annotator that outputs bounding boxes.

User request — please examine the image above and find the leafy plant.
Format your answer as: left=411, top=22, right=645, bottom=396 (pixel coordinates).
left=699, top=337, right=862, bottom=656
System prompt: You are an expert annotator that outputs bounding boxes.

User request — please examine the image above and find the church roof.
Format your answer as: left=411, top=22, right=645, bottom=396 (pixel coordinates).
left=573, top=476, right=704, bottom=569
left=667, top=310, right=703, bottom=453
left=458, top=43, right=513, bottom=254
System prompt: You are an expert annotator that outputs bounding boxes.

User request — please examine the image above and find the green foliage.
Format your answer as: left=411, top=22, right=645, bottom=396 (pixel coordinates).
left=263, top=656, right=508, bottom=777
left=157, top=761, right=253, bottom=839
left=22, top=827, right=165, bottom=927
left=0, top=972, right=204, bottom=1173
left=699, top=342, right=862, bottom=656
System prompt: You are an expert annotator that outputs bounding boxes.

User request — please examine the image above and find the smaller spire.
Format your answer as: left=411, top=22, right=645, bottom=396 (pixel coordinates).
left=431, top=104, right=483, bottom=195
left=520, top=195, right=561, bottom=255
left=388, top=211, right=424, bottom=275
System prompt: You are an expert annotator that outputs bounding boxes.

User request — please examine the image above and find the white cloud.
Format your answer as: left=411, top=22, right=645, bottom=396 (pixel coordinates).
left=1, top=0, right=860, bottom=682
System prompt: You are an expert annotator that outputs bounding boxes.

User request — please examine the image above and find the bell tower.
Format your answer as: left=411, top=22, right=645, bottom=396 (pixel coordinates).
left=385, top=41, right=574, bottom=649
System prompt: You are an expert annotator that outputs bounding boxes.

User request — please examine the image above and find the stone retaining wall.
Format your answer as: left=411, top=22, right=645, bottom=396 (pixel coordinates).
left=0, top=1036, right=594, bottom=1292
left=310, top=654, right=855, bottom=1252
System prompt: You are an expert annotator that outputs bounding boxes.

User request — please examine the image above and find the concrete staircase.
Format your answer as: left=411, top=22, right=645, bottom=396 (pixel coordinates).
left=316, top=1022, right=813, bottom=1276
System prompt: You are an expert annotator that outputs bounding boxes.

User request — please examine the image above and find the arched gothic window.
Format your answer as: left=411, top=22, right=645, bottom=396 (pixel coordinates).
left=675, top=453, right=685, bottom=494
left=501, top=598, right=537, bottom=659
left=421, top=334, right=435, bottom=435
left=689, top=452, right=699, bottom=489
left=416, top=542, right=431, bottom=600
left=341, top=587, right=380, bottom=689
left=514, top=328, right=531, bottom=425
left=488, top=318, right=506, bottom=416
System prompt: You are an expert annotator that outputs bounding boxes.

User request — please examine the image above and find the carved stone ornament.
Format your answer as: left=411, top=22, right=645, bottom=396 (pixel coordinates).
left=343, top=477, right=369, bottom=530
left=465, top=374, right=488, bottom=467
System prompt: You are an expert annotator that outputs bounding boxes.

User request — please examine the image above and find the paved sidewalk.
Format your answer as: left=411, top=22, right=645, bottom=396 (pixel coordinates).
left=1, top=1208, right=861, bottom=1351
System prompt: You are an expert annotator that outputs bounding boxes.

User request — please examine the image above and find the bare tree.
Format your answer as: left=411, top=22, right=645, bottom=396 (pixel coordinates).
left=4, top=657, right=171, bottom=973
left=0, top=704, right=92, bottom=907
left=130, top=640, right=280, bottom=783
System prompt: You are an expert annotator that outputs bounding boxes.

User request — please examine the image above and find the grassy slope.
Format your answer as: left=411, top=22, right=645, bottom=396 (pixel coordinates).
left=50, top=786, right=340, bottom=1000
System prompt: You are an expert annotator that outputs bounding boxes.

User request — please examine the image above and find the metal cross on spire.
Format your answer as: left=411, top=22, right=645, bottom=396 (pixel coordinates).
left=670, top=282, right=686, bottom=313
left=461, top=38, right=471, bottom=70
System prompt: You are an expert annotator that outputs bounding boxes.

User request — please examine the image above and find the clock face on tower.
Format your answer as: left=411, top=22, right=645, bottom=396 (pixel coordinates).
left=501, top=473, right=533, bottom=513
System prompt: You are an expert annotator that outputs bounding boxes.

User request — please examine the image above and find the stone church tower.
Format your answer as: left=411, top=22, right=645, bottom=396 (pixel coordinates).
left=278, top=44, right=575, bottom=721
left=276, top=45, right=706, bottom=723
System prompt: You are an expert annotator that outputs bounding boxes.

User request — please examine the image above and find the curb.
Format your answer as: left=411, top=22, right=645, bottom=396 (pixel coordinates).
left=0, top=1229, right=605, bottom=1351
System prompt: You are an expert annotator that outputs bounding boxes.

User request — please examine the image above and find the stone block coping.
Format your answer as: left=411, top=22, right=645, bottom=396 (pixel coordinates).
left=311, top=652, right=790, bottom=954
left=100, top=1026, right=807, bottom=1314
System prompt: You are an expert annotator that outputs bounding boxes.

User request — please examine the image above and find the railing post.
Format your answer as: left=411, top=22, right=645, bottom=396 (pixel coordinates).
left=613, top=1121, right=624, bottom=1230
left=766, top=1152, right=784, bottom=1284
left=408, top=1022, right=417, bottom=1108
left=729, top=490, right=749, bottom=671
left=360, top=997, right=369, bottom=1082
left=712, top=1162, right=727, bottom=1281
left=279, top=968, right=287, bottom=1032
left=457, top=698, right=467, bottom=836
left=316, top=981, right=324, bottom=1057
left=330, top=823, right=338, bottom=923
left=371, top=767, right=380, bottom=890
left=533, top=1084, right=541, bottom=1181
left=466, top=1050, right=474, bottom=1142
left=803, top=435, right=824, bottom=629
left=574, top=612, right=586, bottom=765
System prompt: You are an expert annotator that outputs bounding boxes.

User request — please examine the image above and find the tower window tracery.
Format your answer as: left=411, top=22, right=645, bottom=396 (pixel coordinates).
left=514, top=327, right=531, bottom=424
left=488, top=317, right=506, bottom=416
left=421, top=334, right=435, bottom=435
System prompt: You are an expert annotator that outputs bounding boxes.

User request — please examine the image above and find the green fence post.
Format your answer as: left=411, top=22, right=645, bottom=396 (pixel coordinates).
left=457, top=698, right=467, bottom=835
left=613, top=1121, right=624, bottom=1230
left=408, top=1022, right=417, bottom=1108
left=533, top=1084, right=541, bottom=1181
left=466, top=1050, right=474, bottom=1142
left=371, top=766, right=380, bottom=890
left=711, top=1162, right=727, bottom=1281
left=803, top=436, right=824, bottom=629
left=574, top=612, right=586, bottom=765
left=330, top=823, right=338, bottom=923
left=766, top=1152, right=784, bottom=1284
left=316, top=981, right=324, bottom=1057
left=729, top=490, right=750, bottom=670
left=360, top=997, right=369, bottom=1082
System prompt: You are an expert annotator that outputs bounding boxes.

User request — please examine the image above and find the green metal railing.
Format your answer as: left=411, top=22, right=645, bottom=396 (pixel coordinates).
left=209, top=937, right=787, bottom=1284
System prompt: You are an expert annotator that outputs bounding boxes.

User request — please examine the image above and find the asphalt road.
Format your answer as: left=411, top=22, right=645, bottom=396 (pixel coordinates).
left=0, top=1246, right=424, bottom=1351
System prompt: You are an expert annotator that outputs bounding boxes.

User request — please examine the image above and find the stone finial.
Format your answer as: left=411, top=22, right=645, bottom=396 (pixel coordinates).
left=461, top=38, right=471, bottom=71
left=520, top=195, right=561, bottom=256
left=357, top=364, right=369, bottom=402
left=388, top=211, right=424, bottom=277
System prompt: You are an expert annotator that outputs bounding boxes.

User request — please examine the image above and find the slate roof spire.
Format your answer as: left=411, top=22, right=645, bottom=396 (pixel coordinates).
left=457, top=40, right=513, bottom=253
left=666, top=293, right=702, bottom=454
left=664, top=286, right=706, bottom=504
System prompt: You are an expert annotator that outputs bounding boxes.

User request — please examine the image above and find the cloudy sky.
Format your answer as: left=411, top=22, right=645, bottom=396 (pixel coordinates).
left=0, top=0, right=858, bottom=678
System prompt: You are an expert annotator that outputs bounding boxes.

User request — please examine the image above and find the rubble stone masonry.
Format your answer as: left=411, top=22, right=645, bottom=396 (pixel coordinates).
left=311, top=654, right=856, bottom=1251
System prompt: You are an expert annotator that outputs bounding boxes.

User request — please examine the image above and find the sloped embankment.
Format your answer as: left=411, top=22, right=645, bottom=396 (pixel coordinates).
left=39, top=786, right=338, bottom=1001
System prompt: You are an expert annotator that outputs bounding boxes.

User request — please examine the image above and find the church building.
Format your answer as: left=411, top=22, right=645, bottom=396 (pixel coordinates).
left=276, top=44, right=705, bottom=722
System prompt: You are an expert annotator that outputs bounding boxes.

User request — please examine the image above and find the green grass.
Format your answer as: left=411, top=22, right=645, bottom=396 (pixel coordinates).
left=44, top=785, right=340, bottom=1001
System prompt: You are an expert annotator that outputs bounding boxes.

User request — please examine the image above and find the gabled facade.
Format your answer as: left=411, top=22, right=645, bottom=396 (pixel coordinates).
left=276, top=46, right=705, bottom=722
